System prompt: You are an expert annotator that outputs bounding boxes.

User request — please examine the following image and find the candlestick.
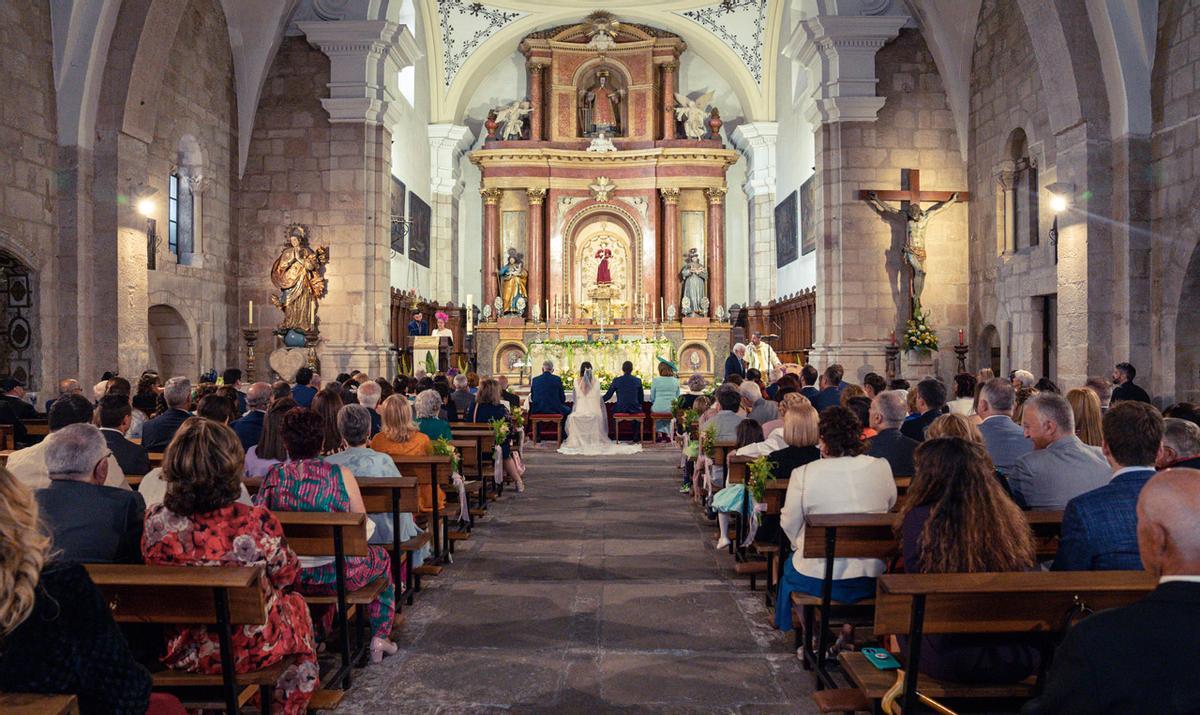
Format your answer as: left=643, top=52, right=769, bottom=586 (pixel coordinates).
left=660, top=297, right=665, bottom=322
left=242, top=328, right=258, bottom=381
left=890, top=329, right=897, bottom=346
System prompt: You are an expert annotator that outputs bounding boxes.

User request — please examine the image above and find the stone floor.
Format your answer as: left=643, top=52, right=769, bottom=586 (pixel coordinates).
left=334, top=448, right=818, bottom=714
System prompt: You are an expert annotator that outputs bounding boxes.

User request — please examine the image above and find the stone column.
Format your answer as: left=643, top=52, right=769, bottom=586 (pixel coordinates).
left=995, top=161, right=1016, bottom=255
left=178, top=172, right=208, bottom=267
left=661, top=188, right=681, bottom=316
left=528, top=62, right=546, bottom=141
left=731, top=122, right=779, bottom=303
left=661, top=62, right=678, bottom=140
left=481, top=188, right=502, bottom=311
left=299, top=20, right=419, bottom=375
left=526, top=188, right=546, bottom=316
left=428, top=124, right=475, bottom=302
left=705, top=187, right=727, bottom=314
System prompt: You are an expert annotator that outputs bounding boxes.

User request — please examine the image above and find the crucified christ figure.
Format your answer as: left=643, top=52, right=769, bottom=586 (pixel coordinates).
left=864, top=191, right=958, bottom=312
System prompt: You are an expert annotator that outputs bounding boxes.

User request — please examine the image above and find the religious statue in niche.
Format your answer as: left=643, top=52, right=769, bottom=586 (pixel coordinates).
left=675, top=90, right=715, bottom=140
left=498, top=248, right=529, bottom=316
left=679, top=247, right=708, bottom=317
left=495, top=99, right=532, bottom=140
left=594, top=248, right=613, bottom=286
left=579, top=72, right=625, bottom=137
left=270, top=224, right=328, bottom=333
left=864, top=190, right=958, bottom=312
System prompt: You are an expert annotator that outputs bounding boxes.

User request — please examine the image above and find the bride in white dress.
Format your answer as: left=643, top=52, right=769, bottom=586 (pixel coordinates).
left=558, top=362, right=643, bottom=456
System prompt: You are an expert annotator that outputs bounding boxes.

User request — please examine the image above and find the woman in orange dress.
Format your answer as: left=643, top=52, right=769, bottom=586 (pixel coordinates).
left=370, top=395, right=443, bottom=512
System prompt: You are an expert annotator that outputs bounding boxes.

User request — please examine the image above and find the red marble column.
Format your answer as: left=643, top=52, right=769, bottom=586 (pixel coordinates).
left=481, top=188, right=502, bottom=310
left=706, top=187, right=727, bottom=314
left=528, top=63, right=546, bottom=141
left=661, top=62, right=678, bottom=140
left=526, top=188, right=546, bottom=318
left=661, top=188, right=681, bottom=319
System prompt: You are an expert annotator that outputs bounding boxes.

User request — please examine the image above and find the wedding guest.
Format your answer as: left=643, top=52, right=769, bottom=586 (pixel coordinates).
left=766, top=403, right=822, bottom=481
left=290, top=367, right=318, bottom=408
left=1011, top=370, right=1036, bottom=389
left=270, top=380, right=291, bottom=403
left=530, top=361, right=570, bottom=417
left=311, top=387, right=344, bottom=456
left=1163, top=402, right=1200, bottom=426
left=1111, top=362, right=1151, bottom=404
left=725, top=343, right=748, bottom=380
left=245, top=397, right=295, bottom=478
left=741, top=380, right=778, bottom=425
left=406, top=311, right=429, bottom=337
left=868, top=390, right=919, bottom=477
left=811, top=365, right=845, bottom=411
left=947, top=373, right=977, bottom=415
left=1067, top=387, right=1104, bottom=447
left=97, top=394, right=151, bottom=477
left=414, top=389, right=453, bottom=442
left=221, top=368, right=248, bottom=414
left=466, top=379, right=525, bottom=491
left=195, top=393, right=235, bottom=425
left=497, top=375, right=520, bottom=410
left=775, top=405, right=896, bottom=631
left=1035, top=377, right=1060, bottom=394
left=714, top=419, right=764, bottom=549
left=710, top=387, right=745, bottom=442
left=7, top=394, right=127, bottom=491
left=760, top=391, right=807, bottom=437
left=450, top=374, right=475, bottom=416
left=1084, top=376, right=1113, bottom=412
left=846, top=395, right=875, bottom=440
left=0, top=377, right=37, bottom=448
left=604, top=361, right=645, bottom=418
left=1158, top=418, right=1200, bottom=470
left=102, top=378, right=144, bottom=439
left=1010, top=392, right=1110, bottom=509
left=651, top=361, right=680, bottom=442
left=145, top=417, right=319, bottom=710
left=140, top=376, right=192, bottom=452
left=231, top=382, right=271, bottom=449
left=899, top=437, right=1040, bottom=684
left=371, top=395, right=444, bottom=510
left=901, top=379, right=948, bottom=442
left=256, top=409, right=397, bottom=663
left=977, top=379, right=1033, bottom=476
left=799, top=364, right=820, bottom=401
left=863, top=372, right=887, bottom=400
left=679, top=373, right=708, bottom=411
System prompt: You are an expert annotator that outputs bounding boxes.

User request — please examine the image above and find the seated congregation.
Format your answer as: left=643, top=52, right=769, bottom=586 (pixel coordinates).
left=683, top=361, right=1200, bottom=713
left=0, top=367, right=526, bottom=713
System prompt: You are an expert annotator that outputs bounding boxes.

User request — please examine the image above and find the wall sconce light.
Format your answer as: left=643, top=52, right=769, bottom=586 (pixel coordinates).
left=1045, top=181, right=1074, bottom=265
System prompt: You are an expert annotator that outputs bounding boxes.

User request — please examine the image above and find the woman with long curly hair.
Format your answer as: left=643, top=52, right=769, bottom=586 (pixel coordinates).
left=0, top=466, right=163, bottom=713
left=898, top=437, right=1039, bottom=684
left=775, top=406, right=896, bottom=631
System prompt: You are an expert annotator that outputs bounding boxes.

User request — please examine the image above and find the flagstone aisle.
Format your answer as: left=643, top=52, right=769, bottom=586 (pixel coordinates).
left=335, top=449, right=818, bottom=714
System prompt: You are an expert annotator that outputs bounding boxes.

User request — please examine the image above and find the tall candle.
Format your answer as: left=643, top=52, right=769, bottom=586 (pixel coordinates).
left=958, top=328, right=965, bottom=346
left=466, top=294, right=474, bottom=333
left=248, top=300, right=253, bottom=325
left=660, top=297, right=665, bottom=320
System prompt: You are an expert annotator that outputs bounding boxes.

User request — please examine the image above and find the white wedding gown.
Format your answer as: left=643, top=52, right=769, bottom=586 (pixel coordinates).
left=557, top=371, right=643, bottom=456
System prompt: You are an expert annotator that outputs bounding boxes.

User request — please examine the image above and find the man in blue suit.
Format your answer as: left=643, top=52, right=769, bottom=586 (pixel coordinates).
left=231, top=382, right=271, bottom=450
left=1053, top=401, right=1163, bottom=571
left=530, top=361, right=570, bottom=417
left=811, top=365, right=846, bottom=412
left=724, top=343, right=747, bottom=381
left=604, top=361, right=645, bottom=415
left=407, top=311, right=429, bottom=337
left=140, top=376, right=193, bottom=453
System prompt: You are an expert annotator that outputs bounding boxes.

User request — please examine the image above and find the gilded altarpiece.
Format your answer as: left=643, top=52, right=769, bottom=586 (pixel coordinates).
left=471, top=13, right=737, bottom=380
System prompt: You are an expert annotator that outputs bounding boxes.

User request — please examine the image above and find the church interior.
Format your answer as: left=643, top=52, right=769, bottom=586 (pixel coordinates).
left=2, top=0, right=1200, bottom=713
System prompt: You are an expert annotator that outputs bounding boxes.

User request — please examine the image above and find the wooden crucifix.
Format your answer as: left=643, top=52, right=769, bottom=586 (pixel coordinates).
left=859, top=168, right=968, bottom=317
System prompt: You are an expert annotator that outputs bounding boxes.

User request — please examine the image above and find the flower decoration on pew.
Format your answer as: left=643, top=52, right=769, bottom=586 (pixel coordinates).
left=509, top=406, right=525, bottom=431
left=488, top=418, right=510, bottom=444
left=431, top=437, right=460, bottom=474
left=747, top=456, right=775, bottom=503
left=702, top=424, right=718, bottom=459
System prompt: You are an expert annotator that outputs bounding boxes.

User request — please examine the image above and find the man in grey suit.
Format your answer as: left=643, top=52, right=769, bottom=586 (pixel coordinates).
left=1009, top=392, right=1110, bottom=509
left=976, top=378, right=1033, bottom=476
left=740, top=381, right=778, bottom=426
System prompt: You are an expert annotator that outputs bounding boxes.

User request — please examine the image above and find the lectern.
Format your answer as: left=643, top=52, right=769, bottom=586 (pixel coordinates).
left=410, top=336, right=451, bottom=372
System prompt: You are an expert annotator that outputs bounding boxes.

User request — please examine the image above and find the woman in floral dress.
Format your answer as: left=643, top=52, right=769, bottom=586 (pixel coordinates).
left=142, top=417, right=318, bottom=715
left=256, top=408, right=399, bottom=662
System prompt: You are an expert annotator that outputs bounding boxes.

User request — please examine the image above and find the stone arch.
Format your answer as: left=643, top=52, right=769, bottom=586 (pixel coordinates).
left=560, top=201, right=645, bottom=306
left=678, top=341, right=713, bottom=376
left=148, top=304, right=196, bottom=379
left=1014, top=0, right=1110, bottom=138
left=492, top=340, right=528, bottom=375
left=977, top=324, right=1001, bottom=376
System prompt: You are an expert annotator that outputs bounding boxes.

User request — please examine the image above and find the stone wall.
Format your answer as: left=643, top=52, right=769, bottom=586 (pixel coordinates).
left=1150, top=0, right=1200, bottom=401
left=145, top=0, right=238, bottom=378
left=0, top=1, right=59, bottom=391
left=966, top=0, right=1059, bottom=380
left=811, top=28, right=967, bottom=382
left=237, top=36, right=332, bottom=373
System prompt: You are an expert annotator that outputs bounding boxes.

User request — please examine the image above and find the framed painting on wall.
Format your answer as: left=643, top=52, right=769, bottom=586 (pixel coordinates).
left=800, top=175, right=817, bottom=256
left=390, top=176, right=406, bottom=254
left=408, top=194, right=431, bottom=268
left=776, top=190, right=798, bottom=267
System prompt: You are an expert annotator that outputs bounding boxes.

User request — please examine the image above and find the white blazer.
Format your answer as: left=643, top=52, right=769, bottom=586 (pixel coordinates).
left=779, top=454, right=897, bottom=580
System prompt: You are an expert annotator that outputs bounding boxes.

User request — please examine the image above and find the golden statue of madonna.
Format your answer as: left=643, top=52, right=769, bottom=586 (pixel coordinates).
left=270, top=224, right=329, bottom=332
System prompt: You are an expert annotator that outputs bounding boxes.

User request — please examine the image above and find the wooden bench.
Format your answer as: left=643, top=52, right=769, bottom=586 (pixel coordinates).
left=391, top=455, right=453, bottom=565
left=796, top=509, right=1065, bottom=694
left=836, top=571, right=1157, bottom=714
left=0, top=694, right=78, bottom=714
left=356, top=476, right=430, bottom=607
left=760, top=478, right=790, bottom=608
left=273, top=511, right=384, bottom=690
left=449, top=425, right=496, bottom=508
left=85, top=564, right=286, bottom=714
left=0, top=423, right=14, bottom=451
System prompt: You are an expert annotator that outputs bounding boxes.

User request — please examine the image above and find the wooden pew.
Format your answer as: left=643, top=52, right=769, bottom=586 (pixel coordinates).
left=450, top=437, right=485, bottom=519
left=273, top=511, right=385, bottom=690
left=0, top=694, right=78, bottom=715
left=85, top=564, right=285, bottom=715
left=448, top=424, right=495, bottom=509
left=760, top=478, right=789, bottom=608
left=391, top=455, right=453, bottom=567
left=837, top=571, right=1157, bottom=714
left=0, top=423, right=14, bottom=451
left=22, top=419, right=48, bottom=441
left=356, top=477, right=430, bottom=606
left=797, top=511, right=1065, bottom=687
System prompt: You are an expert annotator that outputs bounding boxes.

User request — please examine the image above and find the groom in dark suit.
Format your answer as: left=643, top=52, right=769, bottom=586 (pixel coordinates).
left=604, top=361, right=645, bottom=415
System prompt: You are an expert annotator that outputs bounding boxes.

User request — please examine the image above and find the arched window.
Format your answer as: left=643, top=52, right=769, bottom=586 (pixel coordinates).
left=167, top=172, right=179, bottom=256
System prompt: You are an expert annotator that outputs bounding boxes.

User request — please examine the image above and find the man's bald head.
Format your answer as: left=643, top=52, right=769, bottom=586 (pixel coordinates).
left=246, top=381, right=272, bottom=410
left=1137, top=468, right=1200, bottom=577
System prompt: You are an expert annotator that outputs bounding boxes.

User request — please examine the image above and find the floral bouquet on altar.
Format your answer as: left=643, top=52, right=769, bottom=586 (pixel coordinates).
left=903, top=310, right=939, bottom=353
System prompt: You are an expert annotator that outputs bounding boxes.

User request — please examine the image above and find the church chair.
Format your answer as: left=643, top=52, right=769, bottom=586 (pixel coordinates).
left=85, top=563, right=292, bottom=715
left=612, top=412, right=644, bottom=443
left=836, top=571, right=1157, bottom=714
left=356, top=476, right=430, bottom=607
left=0, top=694, right=77, bottom=715
left=273, top=511, right=384, bottom=690
left=528, top=413, right=563, bottom=446
left=648, top=411, right=675, bottom=444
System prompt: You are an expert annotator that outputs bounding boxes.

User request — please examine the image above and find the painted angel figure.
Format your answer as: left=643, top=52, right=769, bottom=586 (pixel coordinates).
left=674, top=90, right=715, bottom=140
left=496, top=99, right=533, bottom=140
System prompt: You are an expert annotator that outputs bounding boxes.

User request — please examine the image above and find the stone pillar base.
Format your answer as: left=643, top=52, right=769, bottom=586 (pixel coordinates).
left=807, top=343, right=891, bottom=383
left=902, top=350, right=937, bottom=381
left=318, top=342, right=396, bottom=378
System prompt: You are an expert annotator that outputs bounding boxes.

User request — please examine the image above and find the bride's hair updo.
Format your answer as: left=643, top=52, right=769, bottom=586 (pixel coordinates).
left=579, top=362, right=593, bottom=378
